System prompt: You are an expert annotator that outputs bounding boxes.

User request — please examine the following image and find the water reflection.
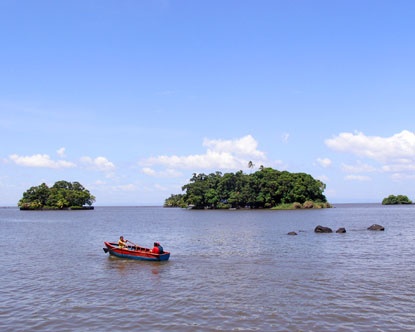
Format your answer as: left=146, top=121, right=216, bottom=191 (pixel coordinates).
left=104, top=255, right=169, bottom=281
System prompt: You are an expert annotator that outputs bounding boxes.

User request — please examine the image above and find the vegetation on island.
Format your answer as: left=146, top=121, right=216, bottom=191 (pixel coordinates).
left=18, top=180, right=96, bottom=210
left=164, top=166, right=330, bottom=210
left=381, top=194, right=412, bottom=205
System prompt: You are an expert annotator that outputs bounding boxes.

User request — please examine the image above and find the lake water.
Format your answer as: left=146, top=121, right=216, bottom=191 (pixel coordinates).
left=1, top=204, right=414, bottom=331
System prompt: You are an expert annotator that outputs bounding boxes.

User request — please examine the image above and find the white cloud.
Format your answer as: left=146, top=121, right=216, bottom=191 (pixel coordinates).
left=345, top=175, right=372, bottom=181
left=56, top=147, right=66, bottom=157
left=80, top=156, right=115, bottom=172
left=341, top=162, right=377, bottom=173
left=142, top=135, right=267, bottom=170
left=9, top=154, right=76, bottom=168
left=154, top=183, right=168, bottom=191
left=381, top=163, right=415, bottom=172
left=148, top=151, right=237, bottom=169
left=316, top=157, right=332, bottom=168
left=281, top=133, right=290, bottom=143
left=142, top=167, right=182, bottom=178
left=203, top=135, right=266, bottom=158
left=326, top=130, right=415, bottom=182
left=316, top=174, right=329, bottom=183
left=113, top=184, right=137, bottom=192
left=325, top=130, right=415, bottom=163
left=391, top=173, right=415, bottom=181
left=142, top=167, right=156, bottom=176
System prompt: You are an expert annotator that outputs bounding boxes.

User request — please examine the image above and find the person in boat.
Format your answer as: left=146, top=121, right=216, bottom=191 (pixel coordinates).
left=152, top=242, right=164, bottom=254
left=118, top=236, right=128, bottom=249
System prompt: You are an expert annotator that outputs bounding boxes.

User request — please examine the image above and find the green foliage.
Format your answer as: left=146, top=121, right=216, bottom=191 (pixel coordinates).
left=164, top=194, right=186, bottom=208
left=164, top=167, right=328, bottom=209
left=382, top=194, right=412, bottom=205
left=18, top=180, right=96, bottom=210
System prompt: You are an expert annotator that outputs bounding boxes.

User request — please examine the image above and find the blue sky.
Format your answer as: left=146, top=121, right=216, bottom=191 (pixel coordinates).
left=1, top=0, right=415, bottom=206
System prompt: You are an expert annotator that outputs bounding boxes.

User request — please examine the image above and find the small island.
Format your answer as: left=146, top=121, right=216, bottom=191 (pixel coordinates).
left=164, top=166, right=331, bottom=209
left=382, top=194, right=412, bottom=205
left=18, top=180, right=96, bottom=210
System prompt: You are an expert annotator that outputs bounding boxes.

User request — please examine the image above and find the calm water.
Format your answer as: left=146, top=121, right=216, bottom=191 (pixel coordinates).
left=1, top=204, right=414, bottom=331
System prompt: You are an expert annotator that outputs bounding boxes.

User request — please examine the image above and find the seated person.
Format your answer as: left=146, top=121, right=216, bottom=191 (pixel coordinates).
left=118, top=236, right=128, bottom=249
left=152, top=242, right=164, bottom=254
left=156, top=242, right=164, bottom=254
left=152, top=242, right=160, bottom=254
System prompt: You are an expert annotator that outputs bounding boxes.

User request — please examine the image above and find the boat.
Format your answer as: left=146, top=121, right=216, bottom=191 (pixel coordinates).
left=103, top=242, right=170, bottom=261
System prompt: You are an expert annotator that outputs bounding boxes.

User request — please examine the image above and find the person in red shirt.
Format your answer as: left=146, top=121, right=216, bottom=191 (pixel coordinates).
left=152, top=242, right=160, bottom=254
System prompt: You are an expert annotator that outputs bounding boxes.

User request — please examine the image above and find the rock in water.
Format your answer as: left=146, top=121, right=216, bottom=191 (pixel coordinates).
left=314, top=225, right=333, bottom=233
left=367, top=224, right=385, bottom=231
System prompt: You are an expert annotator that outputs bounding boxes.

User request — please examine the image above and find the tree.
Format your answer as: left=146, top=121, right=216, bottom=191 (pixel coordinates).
left=18, top=181, right=96, bottom=210
left=164, top=194, right=186, bottom=207
left=18, top=183, right=50, bottom=209
left=165, top=167, right=328, bottom=209
left=382, top=194, right=412, bottom=205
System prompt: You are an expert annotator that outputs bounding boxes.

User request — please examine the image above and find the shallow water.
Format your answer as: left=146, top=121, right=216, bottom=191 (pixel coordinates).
left=1, top=204, right=414, bottom=331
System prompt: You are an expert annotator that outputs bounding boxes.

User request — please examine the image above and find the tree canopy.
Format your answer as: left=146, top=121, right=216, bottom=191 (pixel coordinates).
left=164, top=167, right=329, bottom=209
left=18, top=180, right=96, bottom=210
left=382, top=194, right=412, bottom=205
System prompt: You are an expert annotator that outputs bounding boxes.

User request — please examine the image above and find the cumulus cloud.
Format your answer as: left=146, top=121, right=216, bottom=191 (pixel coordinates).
left=9, top=154, right=76, bottom=168
left=325, top=130, right=415, bottom=163
left=345, top=175, right=372, bottom=181
left=142, top=167, right=182, bottom=177
left=341, top=162, right=377, bottom=173
left=203, top=135, right=266, bottom=158
left=316, top=157, right=332, bottom=168
left=381, top=163, right=415, bottom=173
left=318, top=174, right=329, bottom=182
left=113, top=184, right=137, bottom=191
left=142, top=167, right=156, bottom=176
left=80, top=156, right=115, bottom=172
left=141, top=135, right=267, bottom=170
left=391, top=173, right=415, bottom=181
left=326, top=130, right=415, bottom=182
left=56, top=147, right=66, bottom=157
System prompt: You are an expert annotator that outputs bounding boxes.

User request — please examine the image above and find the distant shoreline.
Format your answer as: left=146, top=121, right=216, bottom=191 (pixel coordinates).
left=2, top=203, right=410, bottom=209
left=19, top=206, right=94, bottom=211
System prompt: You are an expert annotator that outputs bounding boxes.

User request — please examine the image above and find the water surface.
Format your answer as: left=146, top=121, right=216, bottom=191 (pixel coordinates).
left=1, top=204, right=414, bottom=331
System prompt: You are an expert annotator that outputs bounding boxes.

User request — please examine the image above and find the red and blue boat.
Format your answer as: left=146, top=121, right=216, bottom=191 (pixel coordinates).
left=103, top=242, right=170, bottom=261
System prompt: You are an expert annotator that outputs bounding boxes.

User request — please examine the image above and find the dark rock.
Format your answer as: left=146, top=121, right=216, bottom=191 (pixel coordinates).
left=314, top=225, right=333, bottom=233
left=287, top=231, right=298, bottom=235
left=336, top=227, right=346, bottom=233
left=368, top=224, right=385, bottom=231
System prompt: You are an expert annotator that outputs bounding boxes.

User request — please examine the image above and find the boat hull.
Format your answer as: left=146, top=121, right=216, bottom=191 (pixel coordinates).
left=103, top=242, right=170, bottom=261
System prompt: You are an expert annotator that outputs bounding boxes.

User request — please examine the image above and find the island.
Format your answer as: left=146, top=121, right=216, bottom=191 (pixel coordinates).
left=382, top=194, right=412, bottom=205
left=164, top=166, right=331, bottom=209
left=18, top=180, right=96, bottom=210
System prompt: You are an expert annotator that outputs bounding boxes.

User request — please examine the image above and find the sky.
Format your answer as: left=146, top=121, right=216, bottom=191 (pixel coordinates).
left=1, top=0, right=415, bottom=206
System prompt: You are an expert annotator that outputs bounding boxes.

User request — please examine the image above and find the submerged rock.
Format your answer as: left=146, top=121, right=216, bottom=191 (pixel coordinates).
left=368, top=224, right=385, bottom=231
left=336, top=227, right=346, bottom=233
left=314, top=225, right=333, bottom=233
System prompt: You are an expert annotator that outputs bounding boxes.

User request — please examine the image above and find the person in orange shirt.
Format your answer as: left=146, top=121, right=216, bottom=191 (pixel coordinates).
left=118, top=236, right=128, bottom=249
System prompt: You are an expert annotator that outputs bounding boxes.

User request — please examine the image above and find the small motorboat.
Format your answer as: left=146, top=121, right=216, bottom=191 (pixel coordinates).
left=103, top=241, right=170, bottom=261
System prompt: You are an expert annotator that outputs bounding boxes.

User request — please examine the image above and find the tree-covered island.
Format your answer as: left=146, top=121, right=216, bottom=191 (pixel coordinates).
left=164, top=166, right=331, bottom=209
left=18, top=180, right=96, bottom=210
left=382, top=194, right=412, bottom=205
